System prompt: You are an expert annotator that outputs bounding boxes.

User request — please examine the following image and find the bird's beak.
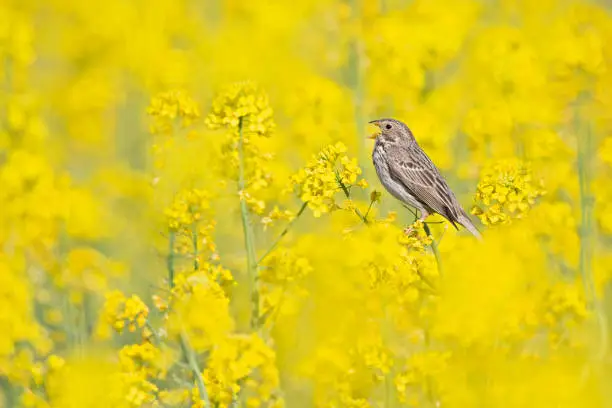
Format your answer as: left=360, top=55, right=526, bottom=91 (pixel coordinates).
left=368, top=120, right=381, bottom=140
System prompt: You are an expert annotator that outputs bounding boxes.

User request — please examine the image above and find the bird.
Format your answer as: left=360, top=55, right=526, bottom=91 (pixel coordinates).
left=368, top=118, right=482, bottom=239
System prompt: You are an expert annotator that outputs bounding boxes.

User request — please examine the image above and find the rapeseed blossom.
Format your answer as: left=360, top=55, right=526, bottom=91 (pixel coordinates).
left=471, top=159, right=545, bottom=226
left=205, top=81, right=275, bottom=137
left=290, top=142, right=368, bottom=217
left=96, top=291, right=149, bottom=338
left=147, top=90, right=201, bottom=136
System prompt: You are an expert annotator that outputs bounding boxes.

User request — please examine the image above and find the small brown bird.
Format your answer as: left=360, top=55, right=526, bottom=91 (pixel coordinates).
left=369, top=118, right=481, bottom=239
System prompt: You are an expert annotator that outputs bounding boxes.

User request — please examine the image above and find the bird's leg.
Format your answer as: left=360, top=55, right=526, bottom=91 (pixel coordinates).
left=401, top=204, right=418, bottom=223
left=418, top=210, right=430, bottom=223
left=411, top=208, right=419, bottom=223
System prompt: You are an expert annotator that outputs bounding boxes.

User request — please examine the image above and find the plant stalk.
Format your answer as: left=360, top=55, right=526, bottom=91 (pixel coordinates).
left=167, top=232, right=176, bottom=288
left=237, top=117, right=260, bottom=329
left=180, top=331, right=210, bottom=404
left=167, top=230, right=210, bottom=406
left=258, top=201, right=308, bottom=265
left=192, top=223, right=200, bottom=271
left=422, top=222, right=443, bottom=277
left=336, top=171, right=369, bottom=224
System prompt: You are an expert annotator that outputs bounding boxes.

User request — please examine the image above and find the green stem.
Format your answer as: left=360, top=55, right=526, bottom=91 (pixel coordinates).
left=145, top=320, right=161, bottom=343
left=237, top=117, right=260, bottom=329
left=167, top=232, right=176, bottom=288
left=258, top=201, right=308, bottom=265
left=423, top=222, right=443, bottom=277
left=192, top=223, right=200, bottom=271
left=335, top=171, right=369, bottom=224
left=180, top=331, right=210, bottom=404
left=167, top=230, right=210, bottom=407
left=364, top=199, right=375, bottom=220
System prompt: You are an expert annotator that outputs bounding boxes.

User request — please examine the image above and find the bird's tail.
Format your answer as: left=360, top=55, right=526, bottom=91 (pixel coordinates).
left=457, top=211, right=482, bottom=240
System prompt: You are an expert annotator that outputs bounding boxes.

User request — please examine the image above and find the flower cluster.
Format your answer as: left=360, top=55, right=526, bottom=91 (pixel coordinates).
left=205, top=81, right=275, bottom=137
left=163, top=188, right=219, bottom=276
left=259, top=248, right=312, bottom=325
left=118, top=342, right=165, bottom=407
left=261, top=206, right=296, bottom=230
left=400, top=220, right=434, bottom=252
left=168, top=277, right=234, bottom=352
left=96, top=291, right=149, bottom=339
left=471, top=159, right=545, bottom=226
left=203, top=334, right=282, bottom=408
left=164, top=188, right=212, bottom=231
left=260, top=249, right=312, bottom=285
left=395, top=351, right=451, bottom=405
left=290, top=142, right=368, bottom=217
left=542, top=283, right=588, bottom=328
left=147, top=90, right=201, bottom=135
left=206, top=82, right=278, bottom=217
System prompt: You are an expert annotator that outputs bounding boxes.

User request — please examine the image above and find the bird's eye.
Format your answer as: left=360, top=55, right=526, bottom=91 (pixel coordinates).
left=385, top=124, right=392, bottom=130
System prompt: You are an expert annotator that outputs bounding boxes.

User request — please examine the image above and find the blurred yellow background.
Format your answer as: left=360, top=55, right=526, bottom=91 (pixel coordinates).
left=1, top=0, right=612, bottom=407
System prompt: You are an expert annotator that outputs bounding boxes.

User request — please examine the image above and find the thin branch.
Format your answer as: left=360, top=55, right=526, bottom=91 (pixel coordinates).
left=415, top=269, right=437, bottom=293
left=167, top=232, right=176, bottom=288
left=423, top=222, right=443, bottom=277
left=167, top=229, right=210, bottom=407
left=192, top=223, right=200, bottom=271
left=402, top=204, right=418, bottom=222
left=335, top=170, right=369, bottom=224
left=145, top=320, right=162, bottom=343
left=364, top=197, right=377, bottom=219
left=264, top=281, right=289, bottom=332
left=180, top=331, right=210, bottom=405
left=258, top=201, right=308, bottom=265
left=237, top=117, right=260, bottom=329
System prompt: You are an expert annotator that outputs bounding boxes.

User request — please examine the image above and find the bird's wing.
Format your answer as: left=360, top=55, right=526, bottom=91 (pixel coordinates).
left=386, top=144, right=462, bottom=224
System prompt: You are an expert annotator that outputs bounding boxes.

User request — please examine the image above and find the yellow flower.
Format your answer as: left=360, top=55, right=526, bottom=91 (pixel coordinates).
left=168, top=276, right=234, bottom=352
left=205, top=82, right=278, bottom=216
left=147, top=90, right=201, bottom=135
left=203, top=334, right=282, bottom=407
left=395, top=351, right=451, bottom=403
left=96, top=291, right=149, bottom=339
left=260, top=249, right=312, bottom=285
left=165, top=188, right=212, bottom=231
left=471, top=159, right=545, bottom=226
left=118, top=342, right=166, bottom=407
left=205, top=81, right=275, bottom=137
left=291, top=142, right=367, bottom=217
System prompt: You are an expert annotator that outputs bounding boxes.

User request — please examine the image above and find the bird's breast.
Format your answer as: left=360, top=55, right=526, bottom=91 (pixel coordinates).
left=372, top=144, right=390, bottom=180
left=371, top=143, right=423, bottom=209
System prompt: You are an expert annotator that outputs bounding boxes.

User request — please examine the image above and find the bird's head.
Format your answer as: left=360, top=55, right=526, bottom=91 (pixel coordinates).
left=368, top=118, right=415, bottom=144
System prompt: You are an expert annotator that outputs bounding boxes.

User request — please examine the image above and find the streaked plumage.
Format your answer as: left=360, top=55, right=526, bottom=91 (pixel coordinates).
left=369, top=118, right=481, bottom=239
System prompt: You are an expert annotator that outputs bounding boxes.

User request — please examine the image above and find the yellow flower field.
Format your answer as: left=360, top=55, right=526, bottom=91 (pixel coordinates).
left=1, top=0, right=612, bottom=407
